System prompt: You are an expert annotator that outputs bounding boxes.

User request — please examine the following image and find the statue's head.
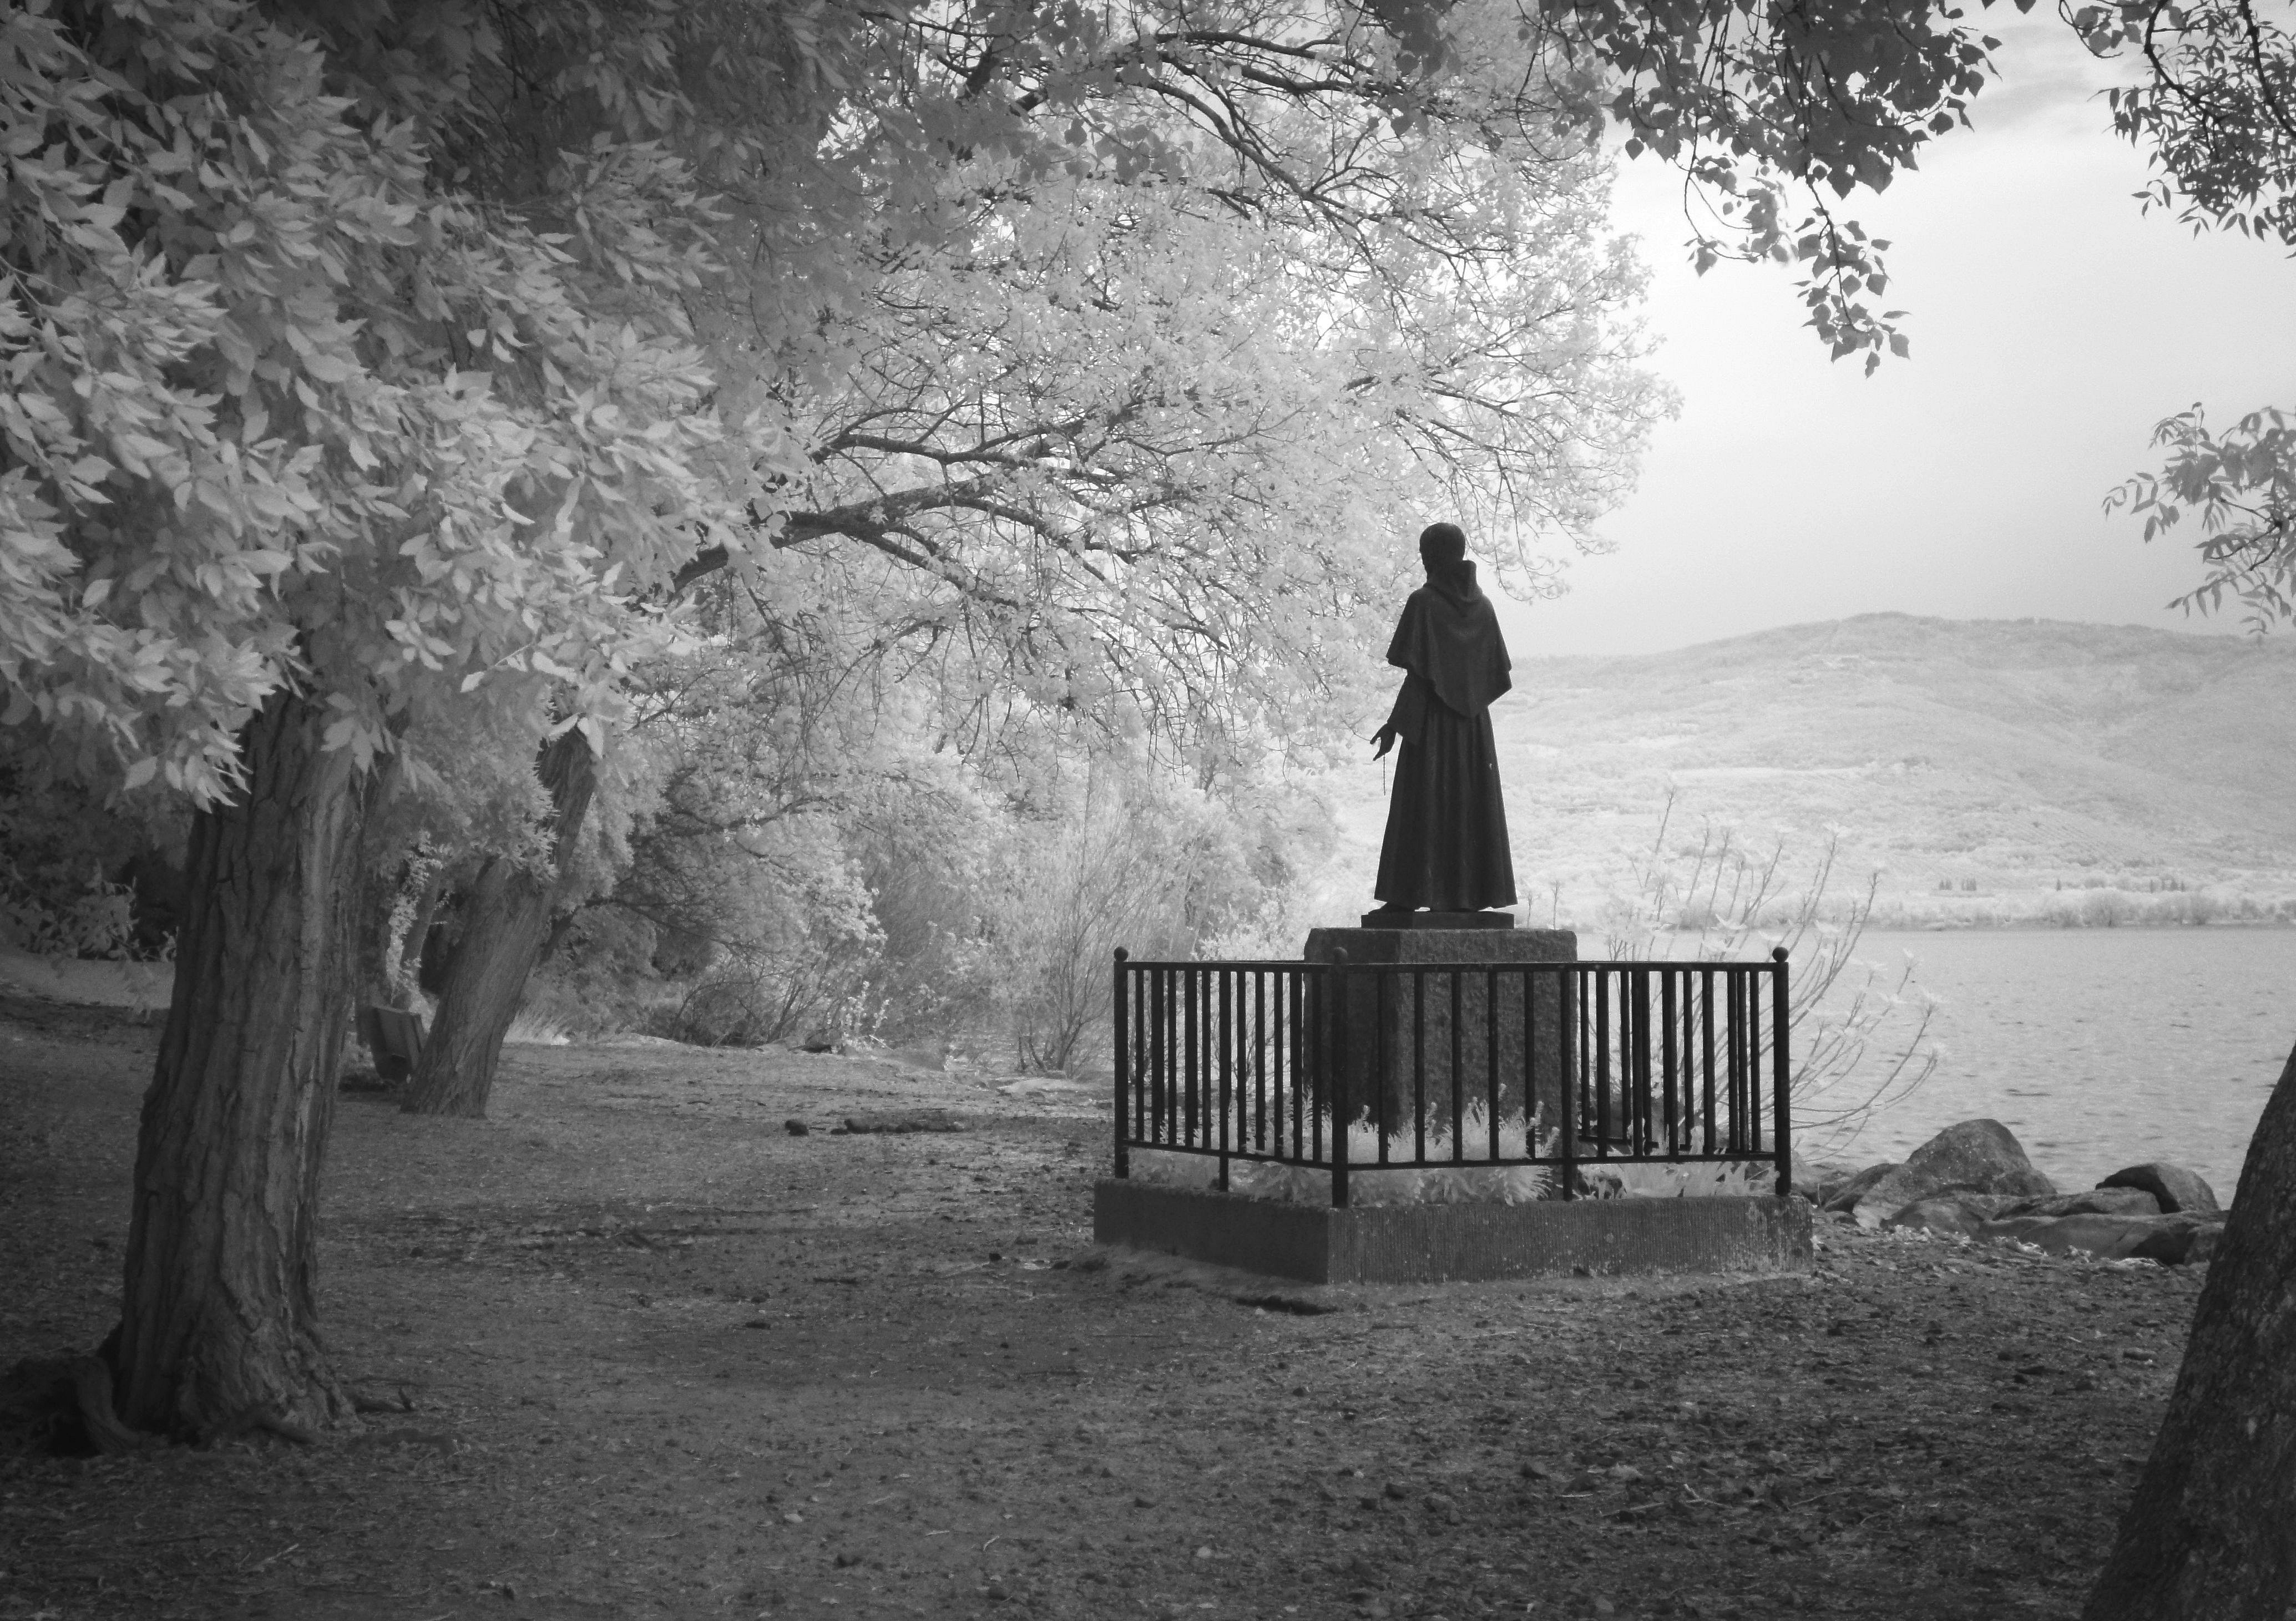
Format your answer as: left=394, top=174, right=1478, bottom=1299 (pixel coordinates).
left=1418, top=522, right=1466, bottom=571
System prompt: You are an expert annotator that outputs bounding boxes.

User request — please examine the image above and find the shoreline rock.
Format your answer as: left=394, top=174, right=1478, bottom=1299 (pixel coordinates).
left=1837, top=1119, right=2055, bottom=1229
left=2098, top=1162, right=2221, bottom=1215
left=1827, top=1119, right=2226, bottom=1265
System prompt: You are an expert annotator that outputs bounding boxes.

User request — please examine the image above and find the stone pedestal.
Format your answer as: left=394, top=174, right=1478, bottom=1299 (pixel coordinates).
left=1301, top=927, right=1577, bottom=1145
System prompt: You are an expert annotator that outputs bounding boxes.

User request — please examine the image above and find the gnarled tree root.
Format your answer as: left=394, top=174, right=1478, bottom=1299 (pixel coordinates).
left=2, top=1354, right=155, bottom=1455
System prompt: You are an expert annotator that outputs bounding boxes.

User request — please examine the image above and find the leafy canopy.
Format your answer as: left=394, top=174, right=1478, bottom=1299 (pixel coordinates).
left=0, top=0, right=742, bottom=804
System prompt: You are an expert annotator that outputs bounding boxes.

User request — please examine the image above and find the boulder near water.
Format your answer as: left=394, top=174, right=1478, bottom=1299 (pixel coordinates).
left=1966, top=1210, right=2225, bottom=1266
left=1843, top=1119, right=2056, bottom=1228
left=2098, top=1162, right=2221, bottom=1215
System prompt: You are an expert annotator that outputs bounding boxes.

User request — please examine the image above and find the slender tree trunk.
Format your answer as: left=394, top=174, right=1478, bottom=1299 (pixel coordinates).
left=351, top=831, right=447, bottom=1013
left=399, top=730, right=595, bottom=1118
left=110, top=690, right=364, bottom=1439
left=2083, top=1035, right=2296, bottom=1621
left=393, top=850, right=454, bottom=1002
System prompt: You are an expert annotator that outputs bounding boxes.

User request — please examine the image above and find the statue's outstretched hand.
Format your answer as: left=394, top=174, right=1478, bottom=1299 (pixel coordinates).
left=1370, top=724, right=1397, bottom=759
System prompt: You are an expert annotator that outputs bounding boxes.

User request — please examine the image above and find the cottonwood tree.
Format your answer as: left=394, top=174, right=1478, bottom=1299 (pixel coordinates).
left=0, top=0, right=745, bottom=1436
left=413, top=0, right=1672, bottom=1111
left=752, top=130, right=1664, bottom=766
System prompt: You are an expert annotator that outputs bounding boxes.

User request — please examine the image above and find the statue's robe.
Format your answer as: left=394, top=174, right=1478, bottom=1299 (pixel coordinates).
left=1372, top=561, right=1517, bottom=911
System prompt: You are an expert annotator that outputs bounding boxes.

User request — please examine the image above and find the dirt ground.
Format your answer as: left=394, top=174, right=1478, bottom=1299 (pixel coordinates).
left=0, top=992, right=2205, bottom=1621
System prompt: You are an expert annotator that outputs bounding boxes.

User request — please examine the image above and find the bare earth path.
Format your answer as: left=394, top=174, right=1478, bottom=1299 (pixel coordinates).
left=1, top=995, right=2202, bottom=1620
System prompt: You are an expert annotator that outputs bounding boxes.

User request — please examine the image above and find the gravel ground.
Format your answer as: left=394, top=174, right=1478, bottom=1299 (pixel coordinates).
left=0, top=993, right=2202, bottom=1620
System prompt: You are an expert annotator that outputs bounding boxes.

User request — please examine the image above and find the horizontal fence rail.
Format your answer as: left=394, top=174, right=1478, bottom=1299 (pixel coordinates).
left=1110, top=950, right=1791, bottom=1207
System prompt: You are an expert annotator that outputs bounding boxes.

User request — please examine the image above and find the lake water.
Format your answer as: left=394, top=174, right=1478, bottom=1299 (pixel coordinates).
left=1813, top=928, right=2295, bottom=1199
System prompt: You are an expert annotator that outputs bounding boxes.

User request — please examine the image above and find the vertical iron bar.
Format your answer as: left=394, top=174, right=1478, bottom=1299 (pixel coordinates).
left=1746, top=967, right=1764, bottom=1156
left=1217, top=970, right=1231, bottom=1190
left=1212, top=968, right=1224, bottom=1162
left=1206, top=968, right=1217, bottom=1152
left=1487, top=967, right=1500, bottom=1163
left=1174, top=964, right=1186, bottom=1148
left=1309, top=967, right=1323, bottom=1168
left=1634, top=969, right=1653, bottom=1156
left=1182, top=966, right=1197, bottom=1148
left=1559, top=968, right=1578, bottom=1199
left=1151, top=966, right=1166, bottom=1146
left=1520, top=966, right=1535, bottom=1161
left=1593, top=966, right=1612, bottom=1157
left=1413, top=969, right=1427, bottom=1164
left=1313, top=964, right=1332, bottom=1166
left=1577, top=965, right=1591, bottom=1142
left=1112, top=949, right=1130, bottom=1178
left=1288, top=969, right=1302, bottom=1162
left=1169, top=965, right=1181, bottom=1147
left=1772, top=947, right=1793, bottom=1193
left=1631, top=966, right=1646, bottom=1154
left=1167, top=964, right=1179, bottom=1147
left=1331, top=953, right=1351, bottom=1207
left=1375, top=967, right=1390, bottom=1166
left=1255, top=970, right=1268, bottom=1153
left=1151, top=965, right=1164, bottom=1146
left=1661, top=967, right=1678, bottom=1158
left=1449, top=968, right=1464, bottom=1165
left=1700, top=968, right=1717, bottom=1157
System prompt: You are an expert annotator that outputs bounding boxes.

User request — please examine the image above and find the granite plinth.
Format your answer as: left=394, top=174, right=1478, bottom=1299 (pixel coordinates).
left=1301, top=928, right=1577, bottom=1140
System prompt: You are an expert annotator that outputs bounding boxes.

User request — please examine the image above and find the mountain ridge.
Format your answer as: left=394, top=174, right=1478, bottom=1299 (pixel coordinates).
left=1308, top=613, right=2296, bottom=925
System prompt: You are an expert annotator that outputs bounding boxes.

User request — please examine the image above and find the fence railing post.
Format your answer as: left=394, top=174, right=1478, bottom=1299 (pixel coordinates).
left=1331, top=951, right=1351, bottom=1209
left=1771, top=946, right=1792, bottom=1198
left=1112, top=948, right=1129, bottom=1179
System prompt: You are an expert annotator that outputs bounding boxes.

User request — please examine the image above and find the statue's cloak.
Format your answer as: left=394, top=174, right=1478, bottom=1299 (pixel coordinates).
left=1374, top=560, right=1517, bottom=911
left=1384, top=562, right=1512, bottom=723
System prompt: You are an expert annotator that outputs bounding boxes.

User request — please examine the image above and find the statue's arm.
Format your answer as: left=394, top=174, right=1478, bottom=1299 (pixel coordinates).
left=1371, top=671, right=1429, bottom=758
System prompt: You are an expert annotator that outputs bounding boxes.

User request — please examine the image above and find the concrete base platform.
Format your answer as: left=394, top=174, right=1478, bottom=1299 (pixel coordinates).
left=1094, top=1178, right=1813, bottom=1284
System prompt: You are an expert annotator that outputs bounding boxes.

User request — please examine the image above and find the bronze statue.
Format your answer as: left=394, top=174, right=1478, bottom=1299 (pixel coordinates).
left=1369, top=523, right=1517, bottom=915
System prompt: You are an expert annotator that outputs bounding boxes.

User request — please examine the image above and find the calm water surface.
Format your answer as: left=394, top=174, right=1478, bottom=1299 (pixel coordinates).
left=1823, top=928, right=2295, bottom=1198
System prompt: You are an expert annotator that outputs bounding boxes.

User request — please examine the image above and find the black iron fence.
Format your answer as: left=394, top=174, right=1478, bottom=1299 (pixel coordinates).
left=1110, top=949, right=1792, bottom=1205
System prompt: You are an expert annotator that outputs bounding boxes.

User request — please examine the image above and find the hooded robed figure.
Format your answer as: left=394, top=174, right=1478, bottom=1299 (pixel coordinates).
left=1370, top=523, right=1517, bottom=913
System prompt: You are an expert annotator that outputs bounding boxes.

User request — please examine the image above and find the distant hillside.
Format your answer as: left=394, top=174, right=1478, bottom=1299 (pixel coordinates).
left=1305, top=614, right=2296, bottom=930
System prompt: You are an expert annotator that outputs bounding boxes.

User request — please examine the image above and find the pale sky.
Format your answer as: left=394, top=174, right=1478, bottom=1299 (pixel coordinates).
left=1498, top=10, right=2296, bottom=657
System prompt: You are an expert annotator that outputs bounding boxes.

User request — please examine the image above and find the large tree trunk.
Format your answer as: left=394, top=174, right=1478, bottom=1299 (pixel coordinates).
left=110, top=690, right=365, bottom=1439
left=2082, top=1035, right=2296, bottom=1621
left=398, top=730, right=595, bottom=1118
